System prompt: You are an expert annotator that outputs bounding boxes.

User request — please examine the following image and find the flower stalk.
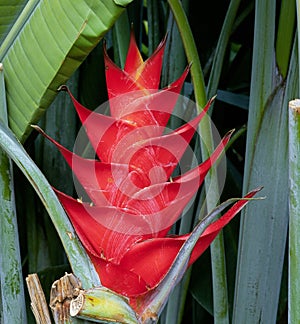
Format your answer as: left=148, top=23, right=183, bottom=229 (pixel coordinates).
left=167, top=1, right=231, bottom=322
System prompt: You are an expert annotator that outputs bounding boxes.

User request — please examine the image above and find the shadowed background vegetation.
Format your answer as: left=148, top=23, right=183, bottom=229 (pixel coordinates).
left=0, top=0, right=298, bottom=323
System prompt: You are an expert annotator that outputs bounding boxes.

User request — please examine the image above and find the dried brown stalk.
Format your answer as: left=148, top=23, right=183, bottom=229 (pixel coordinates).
left=49, top=273, right=82, bottom=324
left=26, top=274, right=52, bottom=324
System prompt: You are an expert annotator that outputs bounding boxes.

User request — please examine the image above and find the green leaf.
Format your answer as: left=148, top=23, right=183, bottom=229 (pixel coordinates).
left=112, top=10, right=130, bottom=68
left=166, top=2, right=232, bottom=322
left=0, top=0, right=27, bottom=44
left=0, top=0, right=133, bottom=142
left=78, top=41, right=108, bottom=109
left=0, top=63, right=27, bottom=323
left=161, top=1, right=188, bottom=88
left=113, top=0, right=132, bottom=6
left=158, top=5, right=191, bottom=322
left=276, top=0, right=295, bottom=78
left=147, top=0, right=163, bottom=56
left=207, top=0, right=242, bottom=102
left=190, top=250, right=213, bottom=315
left=234, top=83, right=290, bottom=323
left=233, top=2, right=298, bottom=319
left=203, top=1, right=242, bottom=321
left=216, top=90, right=249, bottom=110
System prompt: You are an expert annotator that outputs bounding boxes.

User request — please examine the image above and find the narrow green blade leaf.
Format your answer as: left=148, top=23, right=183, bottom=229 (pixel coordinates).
left=161, top=5, right=190, bottom=321
left=147, top=0, right=162, bottom=56
left=233, top=1, right=277, bottom=322
left=288, top=99, right=300, bottom=323
left=275, top=0, right=295, bottom=78
left=166, top=2, right=230, bottom=323
left=234, top=84, right=289, bottom=324
left=233, top=2, right=298, bottom=319
left=0, top=119, right=100, bottom=289
left=112, top=10, right=130, bottom=68
left=1, top=0, right=133, bottom=142
left=207, top=0, right=241, bottom=101
left=0, top=63, right=27, bottom=323
left=206, top=3, right=243, bottom=321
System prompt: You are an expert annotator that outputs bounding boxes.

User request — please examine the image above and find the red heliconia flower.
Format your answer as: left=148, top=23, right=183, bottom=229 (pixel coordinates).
left=36, top=31, right=259, bottom=312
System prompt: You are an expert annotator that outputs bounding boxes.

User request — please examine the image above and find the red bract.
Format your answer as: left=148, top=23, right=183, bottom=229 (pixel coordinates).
left=37, top=31, right=259, bottom=311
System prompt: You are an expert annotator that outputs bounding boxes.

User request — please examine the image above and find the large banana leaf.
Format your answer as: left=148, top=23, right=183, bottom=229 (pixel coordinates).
left=0, top=0, right=133, bottom=142
left=0, top=1, right=27, bottom=44
left=0, top=0, right=27, bottom=44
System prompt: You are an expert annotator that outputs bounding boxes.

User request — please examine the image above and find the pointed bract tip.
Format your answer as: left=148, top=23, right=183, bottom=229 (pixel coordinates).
left=57, top=85, right=68, bottom=92
left=226, top=128, right=235, bottom=138
left=183, top=63, right=192, bottom=74
left=130, top=24, right=136, bottom=36
left=31, top=124, right=42, bottom=132
left=155, top=33, right=168, bottom=52
left=31, top=124, right=46, bottom=137
left=242, top=186, right=264, bottom=200
left=188, top=61, right=193, bottom=69
left=102, top=39, right=110, bottom=58
left=210, top=94, right=217, bottom=102
left=251, top=186, right=264, bottom=194
left=163, top=32, right=168, bottom=42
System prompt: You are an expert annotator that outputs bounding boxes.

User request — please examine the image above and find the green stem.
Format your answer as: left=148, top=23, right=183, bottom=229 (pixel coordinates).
left=167, top=1, right=230, bottom=322
left=207, top=2, right=241, bottom=322
left=288, top=99, right=300, bottom=323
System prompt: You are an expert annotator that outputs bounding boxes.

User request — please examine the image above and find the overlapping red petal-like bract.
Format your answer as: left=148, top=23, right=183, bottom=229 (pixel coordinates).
left=38, top=31, right=259, bottom=309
